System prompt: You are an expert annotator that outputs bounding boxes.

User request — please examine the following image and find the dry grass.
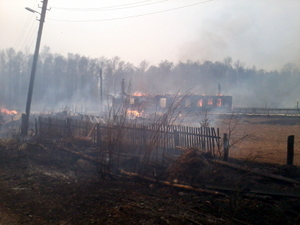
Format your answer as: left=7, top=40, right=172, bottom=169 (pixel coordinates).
left=215, top=116, right=300, bottom=165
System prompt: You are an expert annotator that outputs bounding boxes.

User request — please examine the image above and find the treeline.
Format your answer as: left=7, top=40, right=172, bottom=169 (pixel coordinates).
left=0, top=46, right=300, bottom=111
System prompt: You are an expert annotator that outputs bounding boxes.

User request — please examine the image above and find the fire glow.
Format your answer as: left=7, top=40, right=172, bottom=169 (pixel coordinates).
left=133, top=91, right=145, bottom=97
left=127, top=109, right=142, bottom=117
left=1, top=108, right=18, bottom=115
left=198, top=99, right=203, bottom=107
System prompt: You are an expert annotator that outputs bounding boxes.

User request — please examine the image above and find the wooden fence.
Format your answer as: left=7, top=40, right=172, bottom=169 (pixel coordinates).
left=37, top=116, right=220, bottom=151
left=37, top=116, right=221, bottom=172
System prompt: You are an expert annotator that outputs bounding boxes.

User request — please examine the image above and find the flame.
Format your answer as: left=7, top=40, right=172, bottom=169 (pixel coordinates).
left=127, top=109, right=142, bottom=117
left=217, top=99, right=222, bottom=106
left=1, top=108, right=18, bottom=115
left=133, top=91, right=145, bottom=97
left=207, top=98, right=213, bottom=105
left=198, top=99, right=203, bottom=107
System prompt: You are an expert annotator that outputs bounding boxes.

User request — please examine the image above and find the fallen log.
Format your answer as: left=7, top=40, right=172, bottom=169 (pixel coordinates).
left=210, top=159, right=300, bottom=185
left=58, top=146, right=105, bottom=166
left=120, top=170, right=227, bottom=197
left=87, top=124, right=96, bottom=138
left=38, top=143, right=98, bottom=164
left=121, top=170, right=300, bottom=198
left=71, top=136, right=93, bottom=147
left=201, top=183, right=300, bottom=198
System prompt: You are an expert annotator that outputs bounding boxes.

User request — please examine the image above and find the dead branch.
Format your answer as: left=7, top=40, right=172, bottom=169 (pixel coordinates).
left=86, top=124, right=96, bottom=138
left=210, top=159, right=300, bottom=185
left=45, top=145, right=105, bottom=167
left=120, top=170, right=227, bottom=197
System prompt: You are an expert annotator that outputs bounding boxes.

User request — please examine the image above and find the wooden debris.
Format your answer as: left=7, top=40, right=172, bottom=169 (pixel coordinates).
left=166, top=148, right=209, bottom=184
left=58, top=146, right=104, bottom=166
left=210, top=159, right=300, bottom=185
left=120, top=170, right=227, bottom=197
left=72, top=136, right=93, bottom=146
left=87, top=124, right=96, bottom=138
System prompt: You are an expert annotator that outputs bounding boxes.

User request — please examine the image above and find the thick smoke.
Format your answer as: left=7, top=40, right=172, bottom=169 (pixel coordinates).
left=1, top=44, right=300, bottom=115
left=178, top=0, right=300, bottom=71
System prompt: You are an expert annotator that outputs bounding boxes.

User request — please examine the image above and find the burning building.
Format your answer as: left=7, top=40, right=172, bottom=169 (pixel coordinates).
left=113, top=80, right=233, bottom=116
left=182, top=95, right=232, bottom=112
left=115, top=93, right=232, bottom=114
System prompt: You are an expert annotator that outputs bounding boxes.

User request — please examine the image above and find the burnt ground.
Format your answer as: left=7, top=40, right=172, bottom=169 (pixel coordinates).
left=0, top=138, right=300, bottom=225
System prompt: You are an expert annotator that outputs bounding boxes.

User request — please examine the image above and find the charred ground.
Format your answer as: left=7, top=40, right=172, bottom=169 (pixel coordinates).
left=0, top=132, right=300, bottom=225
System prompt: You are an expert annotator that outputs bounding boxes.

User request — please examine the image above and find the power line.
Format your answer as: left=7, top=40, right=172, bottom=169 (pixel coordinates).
left=52, top=0, right=162, bottom=11
left=22, top=0, right=49, bottom=136
left=21, top=19, right=38, bottom=52
left=48, top=0, right=213, bottom=22
left=27, top=26, right=39, bottom=52
left=14, top=14, right=33, bottom=49
left=14, top=0, right=39, bottom=50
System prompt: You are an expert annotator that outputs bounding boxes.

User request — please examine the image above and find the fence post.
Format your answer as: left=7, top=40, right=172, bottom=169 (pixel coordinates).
left=202, top=127, right=206, bottom=150
left=287, top=135, right=294, bottom=165
left=174, top=129, right=179, bottom=147
left=223, top=133, right=229, bottom=162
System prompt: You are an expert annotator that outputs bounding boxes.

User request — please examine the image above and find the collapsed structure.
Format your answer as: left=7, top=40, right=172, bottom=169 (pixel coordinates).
left=113, top=80, right=233, bottom=114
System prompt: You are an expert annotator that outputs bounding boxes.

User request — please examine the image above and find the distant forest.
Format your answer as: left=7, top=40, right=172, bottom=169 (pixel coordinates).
left=1, top=46, right=300, bottom=111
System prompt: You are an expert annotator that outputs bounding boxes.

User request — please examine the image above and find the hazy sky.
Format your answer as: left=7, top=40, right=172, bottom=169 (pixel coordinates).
left=0, top=0, right=299, bottom=70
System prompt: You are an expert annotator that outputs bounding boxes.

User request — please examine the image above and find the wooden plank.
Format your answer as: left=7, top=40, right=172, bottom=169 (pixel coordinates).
left=87, top=124, right=96, bottom=138
left=186, top=126, right=189, bottom=147
left=207, top=127, right=211, bottom=152
left=211, top=159, right=300, bottom=184
left=192, top=127, right=197, bottom=147
left=206, top=127, right=210, bottom=152
left=190, top=127, right=194, bottom=147
left=196, top=127, right=201, bottom=149
left=208, top=127, right=212, bottom=152
left=186, top=126, right=190, bottom=147
left=199, top=127, right=203, bottom=150
left=183, top=126, right=187, bottom=147
left=211, top=128, right=216, bottom=154
left=202, top=127, right=206, bottom=150
left=120, top=170, right=226, bottom=196
left=217, top=128, right=220, bottom=154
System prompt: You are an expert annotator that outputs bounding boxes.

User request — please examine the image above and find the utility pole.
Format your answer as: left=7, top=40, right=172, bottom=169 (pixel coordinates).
left=99, top=68, right=103, bottom=111
left=21, top=0, right=49, bottom=136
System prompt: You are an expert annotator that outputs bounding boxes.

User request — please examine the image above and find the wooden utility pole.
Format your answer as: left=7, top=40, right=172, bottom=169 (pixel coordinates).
left=21, top=0, right=49, bottom=136
left=99, top=68, right=103, bottom=111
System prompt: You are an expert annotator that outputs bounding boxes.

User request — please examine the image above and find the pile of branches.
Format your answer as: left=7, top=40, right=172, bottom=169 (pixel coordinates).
left=165, top=147, right=212, bottom=185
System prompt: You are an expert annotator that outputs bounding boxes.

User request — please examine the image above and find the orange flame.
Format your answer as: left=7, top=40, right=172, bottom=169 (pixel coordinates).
left=1, top=108, right=18, bottom=115
left=198, top=99, right=203, bottom=107
left=133, top=91, right=145, bottom=97
left=127, top=109, right=142, bottom=117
